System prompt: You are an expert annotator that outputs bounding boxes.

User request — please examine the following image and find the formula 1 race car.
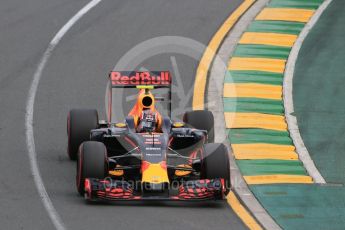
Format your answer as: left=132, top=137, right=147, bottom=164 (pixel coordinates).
left=67, top=71, right=230, bottom=201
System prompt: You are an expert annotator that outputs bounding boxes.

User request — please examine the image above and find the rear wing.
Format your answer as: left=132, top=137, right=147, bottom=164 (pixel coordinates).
left=107, top=71, right=172, bottom=122
left=109, top=71, right=171, bottom=88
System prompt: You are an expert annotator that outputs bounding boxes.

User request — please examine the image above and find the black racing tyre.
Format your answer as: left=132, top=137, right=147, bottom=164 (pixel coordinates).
left=76, top=141, right=108, bottom=196
left=183, top=110, right=214, bottom=143
left=67, top=109, right=99, bottom=160
left=201, top=143, right=230, bottom=195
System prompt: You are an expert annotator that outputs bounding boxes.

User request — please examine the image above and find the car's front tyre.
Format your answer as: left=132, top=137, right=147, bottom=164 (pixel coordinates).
left=76, top=141, right=108, bottom=196
left=67, top=109, right=99, bottom=160
left=201, top=143, right=230, bottom=195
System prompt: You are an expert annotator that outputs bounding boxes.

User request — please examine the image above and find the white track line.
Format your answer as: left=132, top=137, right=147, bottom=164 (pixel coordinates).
left=284, top=0, right=333, bottom=184
left=25, top=0, right=102, bottom=229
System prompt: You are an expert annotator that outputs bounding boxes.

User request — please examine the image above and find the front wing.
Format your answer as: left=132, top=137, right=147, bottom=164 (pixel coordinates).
left=84, top=178, right=225, bottom=201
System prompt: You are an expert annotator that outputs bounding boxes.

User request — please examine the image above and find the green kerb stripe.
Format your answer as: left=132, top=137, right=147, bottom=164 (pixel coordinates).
left=225, top=71, right=283, bottom=85
left=247, top=21, right=305, bottom=35
left=224, top=97, right=284, bottom=115
left=233, top=44, right=291, bottom=59
left=228, top=128, right=293, bottom=145
left=268, top=0, right=323, bottom=10
left=237, top=159, right=308, bottom=176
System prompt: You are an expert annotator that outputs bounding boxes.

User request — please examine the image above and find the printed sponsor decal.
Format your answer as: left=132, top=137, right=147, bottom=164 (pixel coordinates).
left=176, top=134, right=193, bottom=138
left=145, top=147, right=162, bottom=151
left=144, top=142, right=162, bottom=145
left=142, top=134, right=161, bottom=138
left=110, top=71, right=171, bottom=86
left=145, top=153, right=162, bottom=156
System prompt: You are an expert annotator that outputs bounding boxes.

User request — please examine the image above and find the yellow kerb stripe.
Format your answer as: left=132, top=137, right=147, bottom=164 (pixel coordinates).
left=239, top=32, right=297, bottom=47
left=229, top=57, right=286, bottom=73
left=225, top=112, right=288, bottom=131
left=192, top=0, right=255, bottom=110
left=232, top=143, right=298, bottom=160
left=227, top=191, right=263, bottom=230
left=224, top=83, right=282, bottom=100
left=244, top=174, right=313, bottom=184
left=256, top=8, right=315, bottom=23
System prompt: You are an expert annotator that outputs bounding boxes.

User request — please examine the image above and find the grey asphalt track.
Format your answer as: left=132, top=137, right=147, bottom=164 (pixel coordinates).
left=0, top=0, right=247, bottom=229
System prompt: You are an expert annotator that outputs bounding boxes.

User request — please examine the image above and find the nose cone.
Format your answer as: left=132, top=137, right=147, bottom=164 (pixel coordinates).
left=141, top=161, right=169, bottom=184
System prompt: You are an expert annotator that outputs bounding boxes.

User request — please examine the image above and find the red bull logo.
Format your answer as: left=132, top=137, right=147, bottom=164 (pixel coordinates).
left=110, top=71, right=171, bottom=86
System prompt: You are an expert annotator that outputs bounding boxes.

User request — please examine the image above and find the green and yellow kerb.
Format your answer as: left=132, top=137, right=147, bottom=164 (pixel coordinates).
left=225, top=0, right=324, bottom=185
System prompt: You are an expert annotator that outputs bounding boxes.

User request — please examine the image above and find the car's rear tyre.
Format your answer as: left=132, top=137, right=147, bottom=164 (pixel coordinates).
left=67, top=109, right=99, bottom=160
left=183, top=110, right=214, bottom=143
left=201, top=143, right=230, bottom=195
left=76, top=141, right=108, bottom=196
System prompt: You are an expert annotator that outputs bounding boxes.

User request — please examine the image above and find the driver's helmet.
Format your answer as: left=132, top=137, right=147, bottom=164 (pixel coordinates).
left=137, top=109, right=158, bottom=133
